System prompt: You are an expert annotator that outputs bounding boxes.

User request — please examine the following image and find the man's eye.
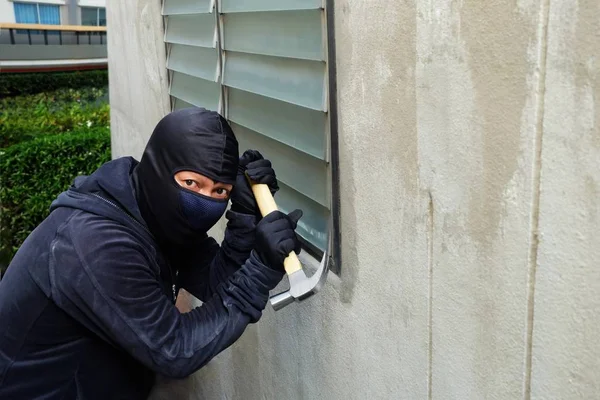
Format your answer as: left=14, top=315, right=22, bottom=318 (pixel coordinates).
left=185, top=180, right=194, bottom=186
left=216, top=188, right=229, bottom=195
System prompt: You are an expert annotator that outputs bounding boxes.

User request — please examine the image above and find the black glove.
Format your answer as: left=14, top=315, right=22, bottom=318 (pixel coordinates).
left=254, top=209, right=303, bottom=271
left=230, top=150, right=279, bottom=216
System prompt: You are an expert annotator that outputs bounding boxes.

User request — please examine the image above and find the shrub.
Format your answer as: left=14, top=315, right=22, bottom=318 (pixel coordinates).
left=0, top=128, right=111, bottom=268
left=0, top=87, right=109, bottom=148
left=0, top=70, right=108, bottom=97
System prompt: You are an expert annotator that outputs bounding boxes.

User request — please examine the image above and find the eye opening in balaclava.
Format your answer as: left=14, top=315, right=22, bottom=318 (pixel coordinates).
left=171, top=167, right=231, bottom=232
left=132, top=107, right=239, bottom=247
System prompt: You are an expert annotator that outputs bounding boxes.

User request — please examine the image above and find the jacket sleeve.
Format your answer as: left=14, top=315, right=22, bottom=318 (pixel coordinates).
left=49, top=213, right=283, bottom=379
left=178, top=210, right=259, bottom=302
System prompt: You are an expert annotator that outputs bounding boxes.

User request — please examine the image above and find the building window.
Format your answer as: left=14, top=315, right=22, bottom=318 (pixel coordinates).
left=162, top=0, right=340, bottom=272
left=14, top=2, right=61, bottom=25
left=81, top=7, right=106, bottom=26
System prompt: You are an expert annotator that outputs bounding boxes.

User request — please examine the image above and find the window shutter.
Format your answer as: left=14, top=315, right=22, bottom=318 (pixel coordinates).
left=164, top=0, right=332, bottom=254
left=163, top=1, right=222, bottom=113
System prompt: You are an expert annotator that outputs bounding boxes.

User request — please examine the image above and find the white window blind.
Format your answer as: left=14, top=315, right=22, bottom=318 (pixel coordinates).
left=162, top=0, right=337, bottom=263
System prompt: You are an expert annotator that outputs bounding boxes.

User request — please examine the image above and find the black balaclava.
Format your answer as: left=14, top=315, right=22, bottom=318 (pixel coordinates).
left=132, top=107, right=239, bottom=248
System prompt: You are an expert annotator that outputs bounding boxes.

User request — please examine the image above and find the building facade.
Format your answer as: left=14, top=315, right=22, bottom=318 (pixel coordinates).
left=0, top=0, right=106, bottom=26
left=0, top=0, right=107, bottom=72
left=108, top=1, right=600, bottom=399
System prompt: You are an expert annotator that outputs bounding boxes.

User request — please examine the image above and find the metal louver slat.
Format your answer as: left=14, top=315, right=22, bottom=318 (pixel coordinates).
left=227, top=88, right=327, bottom=161
left=222, top=10, right=324, bottom=61
left=223, top=52, right=326, bottom=111
left=170, top=72, right=220, bottom=112
left=167, top=44, right=218, bottom=81
left=163, top=0, right=212, bottom=15
left=220, top=0, right=322, bottom=13
left=165, top=14, right=216, bottom=47
left=173, top=98, right=195, bottom=110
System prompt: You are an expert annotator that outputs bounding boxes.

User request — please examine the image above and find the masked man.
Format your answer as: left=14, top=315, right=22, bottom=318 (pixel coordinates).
left=0, top=108, right=302, bottom=399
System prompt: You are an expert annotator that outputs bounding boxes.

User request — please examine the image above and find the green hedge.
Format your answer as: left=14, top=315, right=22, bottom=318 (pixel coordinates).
left=0, top=70, right=108, bottom=97
left=0, top=87, right=109, bottom=148
left=0, top=128, right=111, bottom=268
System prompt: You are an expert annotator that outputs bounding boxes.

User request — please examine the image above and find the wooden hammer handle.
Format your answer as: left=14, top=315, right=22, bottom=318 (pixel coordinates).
left=250, top=183, right=302, bottom=275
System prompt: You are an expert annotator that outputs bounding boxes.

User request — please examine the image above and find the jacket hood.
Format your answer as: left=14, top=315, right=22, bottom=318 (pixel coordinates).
left=50, top=156, right=148, bottom=233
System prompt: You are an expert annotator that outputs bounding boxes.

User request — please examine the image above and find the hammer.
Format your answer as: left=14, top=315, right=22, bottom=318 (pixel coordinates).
left=249, top=182, right=330, bottom=311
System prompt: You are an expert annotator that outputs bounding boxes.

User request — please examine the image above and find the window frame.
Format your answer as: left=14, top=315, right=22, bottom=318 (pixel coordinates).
left=325, top=0, right=341, bottom=275
left=13, top=2, right=62, bottom=25
left=80, top=6, right=106, bottom=27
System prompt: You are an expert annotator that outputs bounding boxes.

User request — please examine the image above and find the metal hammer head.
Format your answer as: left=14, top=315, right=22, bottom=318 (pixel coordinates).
left=269, top=245, right=330, bottom=311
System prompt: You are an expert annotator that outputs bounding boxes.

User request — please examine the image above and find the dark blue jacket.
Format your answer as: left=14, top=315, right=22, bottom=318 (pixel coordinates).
left=0, top=157, right=283, bottom=399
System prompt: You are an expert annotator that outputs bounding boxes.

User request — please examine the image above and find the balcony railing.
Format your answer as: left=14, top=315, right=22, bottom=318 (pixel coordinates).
left=0, top=23, right=107, bottom=45
left=0, top=23, right=107, bottom=72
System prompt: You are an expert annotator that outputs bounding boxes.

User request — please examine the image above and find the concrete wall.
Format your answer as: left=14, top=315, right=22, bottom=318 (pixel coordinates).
left=106, top=0, right=170, bottom=160
left=108, top=0, right=600, bottom=399
left=531, top=1, right=600, bottom=398
left=0, top=0, right=15, bottom=22
left=66, top=0, right=79, bottom=25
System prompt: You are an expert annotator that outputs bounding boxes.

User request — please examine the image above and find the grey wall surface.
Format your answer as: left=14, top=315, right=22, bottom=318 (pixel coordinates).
left=0, top=45, right=106, bottom=60
left=108, top=0, right=600, bottom=399
left=67, top=0, right=80, bottom=25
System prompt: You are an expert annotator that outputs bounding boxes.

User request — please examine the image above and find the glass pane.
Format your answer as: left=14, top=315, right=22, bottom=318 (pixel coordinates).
left=14, top=3, right=38, bottom=24
left=99, top=8, right=106, bottom=26
left=81, top=7, right=98, bottom=26
left=38, top=5, right=60, bottom=25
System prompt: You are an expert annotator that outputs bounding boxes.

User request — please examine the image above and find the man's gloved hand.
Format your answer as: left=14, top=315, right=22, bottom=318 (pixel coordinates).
left=254, top=209, right=303, bottom=271
left=230, top=150, right=279, bottom=217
